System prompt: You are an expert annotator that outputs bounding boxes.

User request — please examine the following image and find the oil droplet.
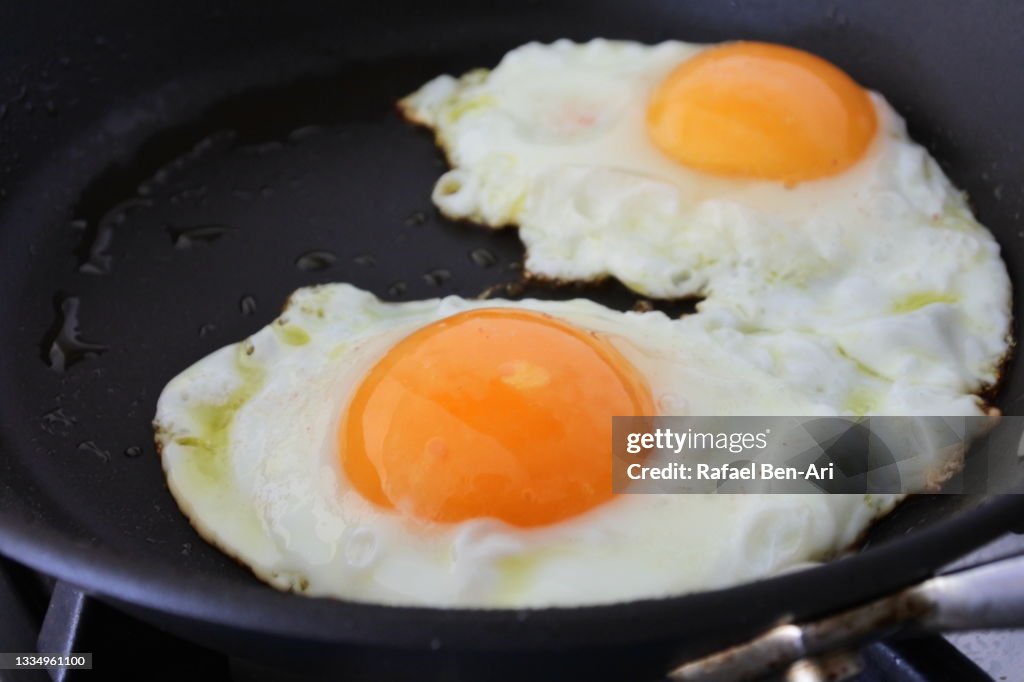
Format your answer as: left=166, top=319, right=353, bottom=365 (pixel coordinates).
left=78, top=440, right=110, bottom=462
left=287, top=125, right=324, bottom=142
left=41, top=408, right=75, bottom=436
left=387, top=281, right=407, bottom=298
left=295, top=250, right=336, bottom=272
left=168, top=185, right=209, bottom=206
left=423, top=268, right=452, bottom=287
left=469, top=248, right=497, bottom=268
left=353, top=254, right=376, bottom=268
left=140, top=130, right=236, bottom=192
left=240, top=295, right=257, bottom=316
left=167, top=224, right=234, bottom=249
left=243, top=141, right=284, bottom=156
left=43, top=296, right=108, bottom=372
left=198, top=323, right=216, bottom=338
left=77, top=197, right=153, bottom=274
left=404, top=211, right=427, bottom=227
left=124, top=445, right=142, bottom=458
left=78, top=225, right=113, bottom=274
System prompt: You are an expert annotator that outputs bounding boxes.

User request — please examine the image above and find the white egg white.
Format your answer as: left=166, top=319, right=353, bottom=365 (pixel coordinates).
left=155, top=284, right=981, bottom=607
left=401, top=39, right=1012, bottom=395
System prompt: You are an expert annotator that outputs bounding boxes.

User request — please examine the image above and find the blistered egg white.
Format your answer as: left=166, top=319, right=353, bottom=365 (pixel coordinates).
left=155, top=284, right=981, bottom=607
left=401, top=39, right=1012, bottom=394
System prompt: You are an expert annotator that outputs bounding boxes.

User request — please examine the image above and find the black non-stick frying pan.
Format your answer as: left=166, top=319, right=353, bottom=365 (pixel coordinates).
left=1, top=1, right=1024, bottom=680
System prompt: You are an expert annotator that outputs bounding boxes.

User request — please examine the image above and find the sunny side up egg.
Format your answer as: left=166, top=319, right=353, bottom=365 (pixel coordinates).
left=155, top=285, right=981, bottom=607
left=401, top=40, right=1012, bottom=398
left=153, top=39, right=1012, bottom=608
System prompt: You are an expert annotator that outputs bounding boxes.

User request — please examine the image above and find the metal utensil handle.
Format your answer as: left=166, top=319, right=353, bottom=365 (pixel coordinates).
left=669, top=551, right=1024, bottom=681
left=923, top=554, right=1024, bottom=631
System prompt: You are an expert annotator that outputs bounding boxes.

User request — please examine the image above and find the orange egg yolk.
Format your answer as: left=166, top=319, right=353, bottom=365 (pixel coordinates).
left=646, top=41, right=877, bottom=183
left=340, top=309, right=654, bottom=527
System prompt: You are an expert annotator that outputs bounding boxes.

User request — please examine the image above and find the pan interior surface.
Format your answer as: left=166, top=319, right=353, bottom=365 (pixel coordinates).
left=0, top=0, right=1023, bottom=668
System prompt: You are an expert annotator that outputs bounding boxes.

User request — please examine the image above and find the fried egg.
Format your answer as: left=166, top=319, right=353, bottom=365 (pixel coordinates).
left=401, top=40, right=1011, bottom=395
left=155, top=284, right=983, bottom=607
left=154, top=39, right=1011, bottom=608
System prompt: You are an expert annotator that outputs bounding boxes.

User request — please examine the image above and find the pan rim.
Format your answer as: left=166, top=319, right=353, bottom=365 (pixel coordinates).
left=1, top=492, right=1022, bottom=651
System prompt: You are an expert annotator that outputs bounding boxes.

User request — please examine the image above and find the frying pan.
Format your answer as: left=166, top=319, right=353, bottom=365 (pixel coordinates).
left=1, top=1, right=1023, bottom=680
